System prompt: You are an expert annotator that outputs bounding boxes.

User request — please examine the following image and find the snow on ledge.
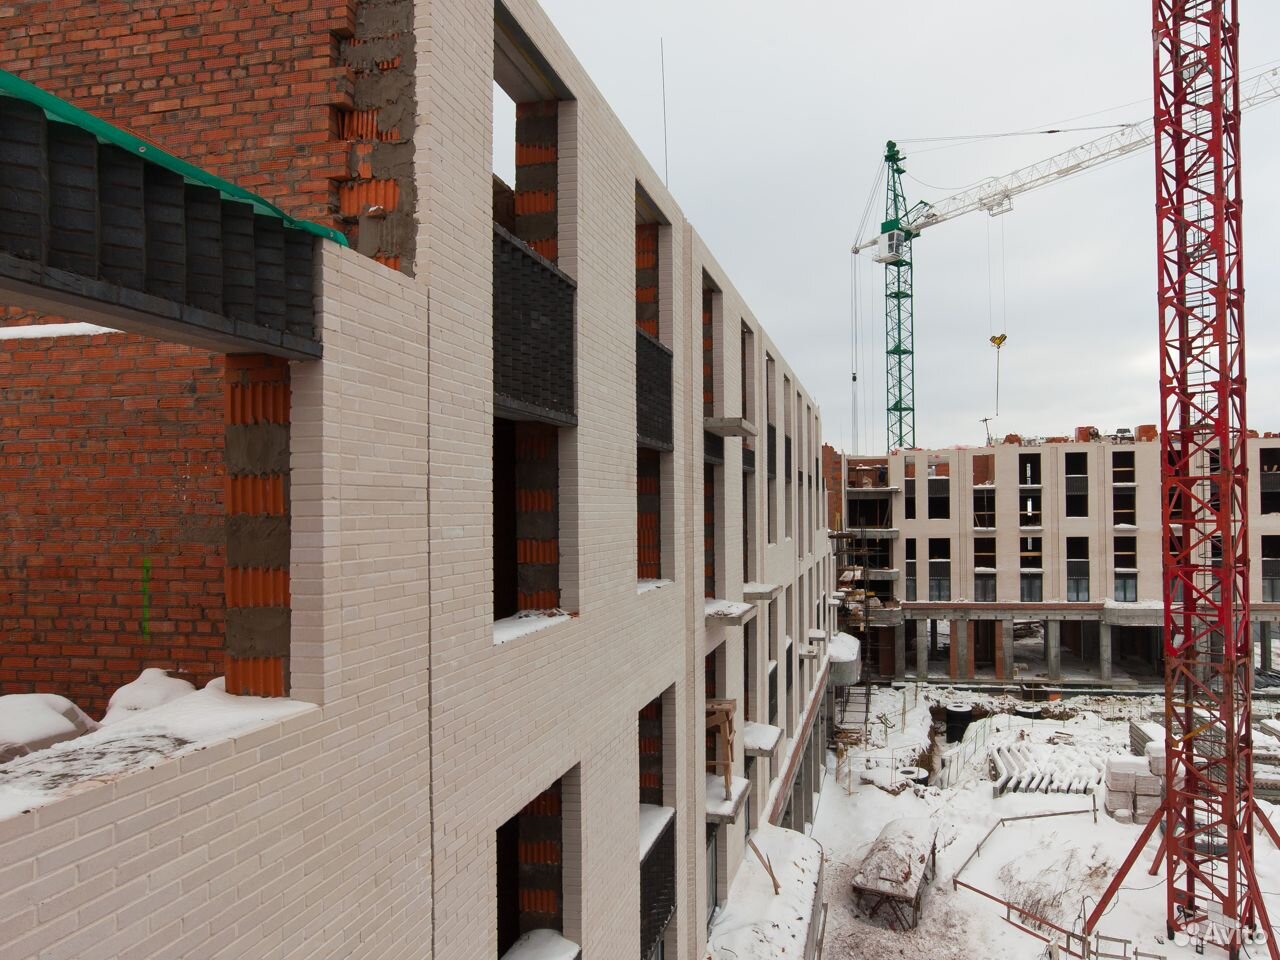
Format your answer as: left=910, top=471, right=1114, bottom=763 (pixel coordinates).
left=705, top=773, right=750, bottom=823
left=639, top=803, right=675, bottom=859
left=0, top=322, right=119, bottom=340
left=743, top=721, right=782, bottom=757
left=0, top=682, right=314, bottom=822
left=500, top=929, right=580, bottom=960
left=493, top=610, right=572, bottom=646
left=706, top=823, right=822, bottom=960
left=637, top=578, right=674, bottom=595
left=1103, top=598, right=1164, bottom=610
left=704, top=598, right=754, bottom=625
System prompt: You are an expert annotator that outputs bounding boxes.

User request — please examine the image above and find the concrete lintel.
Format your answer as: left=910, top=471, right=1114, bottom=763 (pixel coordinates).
left=743, top=581, right=782, bottom=602
left=704, top=416, right=757, bottom=438
left=0, top=253, right=320, bottom=361
left=846, top=485, right=900, bottom=497
left=705, top=598, right=756, bottom=627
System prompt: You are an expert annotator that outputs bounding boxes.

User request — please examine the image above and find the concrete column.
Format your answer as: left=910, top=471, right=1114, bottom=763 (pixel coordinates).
left=952, top=619, right=970, bottom=679
left=1047, top=620, right=1062, bottom=682
left=1262, top=621, right=1274, bottom=674
left=997, top=618, right=1014, bottom=680
left=1099, top=621, right=1113, bottom=682
left=893, top=622, right=907, bottom=681
left=915, top=621, right=929, bottom=680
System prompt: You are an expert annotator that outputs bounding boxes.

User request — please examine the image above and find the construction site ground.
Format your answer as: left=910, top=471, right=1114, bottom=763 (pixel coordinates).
left=814, top=685, right=1280, bottom=959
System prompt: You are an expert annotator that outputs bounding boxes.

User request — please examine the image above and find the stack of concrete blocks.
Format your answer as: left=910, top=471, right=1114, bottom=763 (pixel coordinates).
left=1105, top=755, right=1164, bottom=824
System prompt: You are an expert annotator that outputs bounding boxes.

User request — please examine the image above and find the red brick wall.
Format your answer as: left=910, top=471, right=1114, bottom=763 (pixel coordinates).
left=0, top=332, right=225, bottom=716
left=1, top=0, right=350, bottom=226
left=821, top=443, right=843, bottom=532
left=1, top=0, right=419, bottom=266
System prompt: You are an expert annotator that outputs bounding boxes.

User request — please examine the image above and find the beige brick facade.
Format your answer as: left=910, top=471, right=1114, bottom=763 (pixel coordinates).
left=0, top=2, right=834, bottom=959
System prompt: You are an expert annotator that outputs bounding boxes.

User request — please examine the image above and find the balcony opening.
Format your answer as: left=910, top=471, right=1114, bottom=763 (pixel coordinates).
left=742, top=471, right=757, bottom=582
left=635, top=186, right=673, bottom=462
left=493, top=418, right=562, bottom=630
left=1262, top=449, right=1280, bottom=514
left=783, top=377, right=793, bottom=539
left=706, top=463, right=716, bottom=593
left=740, top=322, right=756, bottom=424
left=1019, top=452, right=1042, bottom=486
left=496, top=774, right=574, bottom=958
left=927, top=538, right=951, bottom=602
left=494, top=9, right=572, bottom=265
left=638, top=447, right=663, bottom=582
left=766, top=354, right=777, bottom=543
left=904, top=455, right=917, bottom=520
left=974, top=537, right=996, bottom=601
left=1113, top=486, right=1137, bottom=526
left=1113, top=449, right=1136, bottom=485
left=702, top=276, right=719, bottom=418
left=1020, top=536, right=1043, bottom=601
left=1263, top=536, right=1280, bottom=601
left=1115, top=572, right=1138, bottom=602
left=1020, top=489, right=1042, bottom=528
left=973, top=488, right=996, bottom=528
left=927, top=457, right=949, bottom=519
left=1065, top=451, right=1088, bottom=517
left=1114, top=536, right=1138, bottom=602
left=848, top=497, right=891, bottom=528
left=0, top=328, right=297, bottom=718
left=972, top=452, right=995, bottom=487
left=904, top=538, right=917, bottom=602
left=1066, top=536, right=1089, bottom=602
left=639, top=690, right=676, bottom=960
left=491, top=81, right=517, bottom=220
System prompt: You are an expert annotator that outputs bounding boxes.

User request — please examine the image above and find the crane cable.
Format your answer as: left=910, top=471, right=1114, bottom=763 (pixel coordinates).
left=852, top=160, right=884, bottom=455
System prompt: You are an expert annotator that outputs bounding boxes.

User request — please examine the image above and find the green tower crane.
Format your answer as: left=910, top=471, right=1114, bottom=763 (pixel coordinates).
left=877, top=141, right=928, bottom=450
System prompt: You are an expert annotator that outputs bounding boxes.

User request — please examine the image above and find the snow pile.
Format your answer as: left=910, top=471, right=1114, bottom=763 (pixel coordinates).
left=706, top=824, right=821, bottom=960
left=0, top=683, right=312, bottom=820
left=101, top=668, right=196, bottom=725
left=500, top=929, right=580, bottom=960
left=851, top=817, right=936, bottom=898
left=829, top=632, right=860, bottom=663
left=0, top=694, right=98, bottom=762
left=995, top=834, right=1111, bottom=932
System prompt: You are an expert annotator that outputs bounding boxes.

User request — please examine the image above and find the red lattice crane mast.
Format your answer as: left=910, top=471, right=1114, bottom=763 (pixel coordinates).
left=1087, top=3, right=1280, bottom=957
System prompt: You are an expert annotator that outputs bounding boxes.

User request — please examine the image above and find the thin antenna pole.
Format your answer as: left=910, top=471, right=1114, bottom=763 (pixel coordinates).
left=660, top=38, right=669, bottom=186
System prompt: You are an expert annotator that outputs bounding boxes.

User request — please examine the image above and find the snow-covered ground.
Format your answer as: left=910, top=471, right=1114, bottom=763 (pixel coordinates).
left=815, top=690, right=1280, bottom=959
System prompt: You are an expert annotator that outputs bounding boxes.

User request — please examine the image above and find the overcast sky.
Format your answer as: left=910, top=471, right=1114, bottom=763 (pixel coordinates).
left=504, top=2, right=1280, bottom=455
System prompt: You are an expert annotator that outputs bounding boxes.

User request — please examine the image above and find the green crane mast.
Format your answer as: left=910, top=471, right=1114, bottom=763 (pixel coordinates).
left=880, top=140, right=925, bottom=451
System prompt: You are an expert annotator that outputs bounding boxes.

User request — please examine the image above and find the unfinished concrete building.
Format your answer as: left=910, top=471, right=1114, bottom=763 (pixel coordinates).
left=834, top=429, right=1280, bottom=686
left=0, top=2, right=837, bottom=959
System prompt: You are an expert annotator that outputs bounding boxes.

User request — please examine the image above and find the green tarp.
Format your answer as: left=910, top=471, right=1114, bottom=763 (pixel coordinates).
left=0, top=68, right=348, bottom=246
